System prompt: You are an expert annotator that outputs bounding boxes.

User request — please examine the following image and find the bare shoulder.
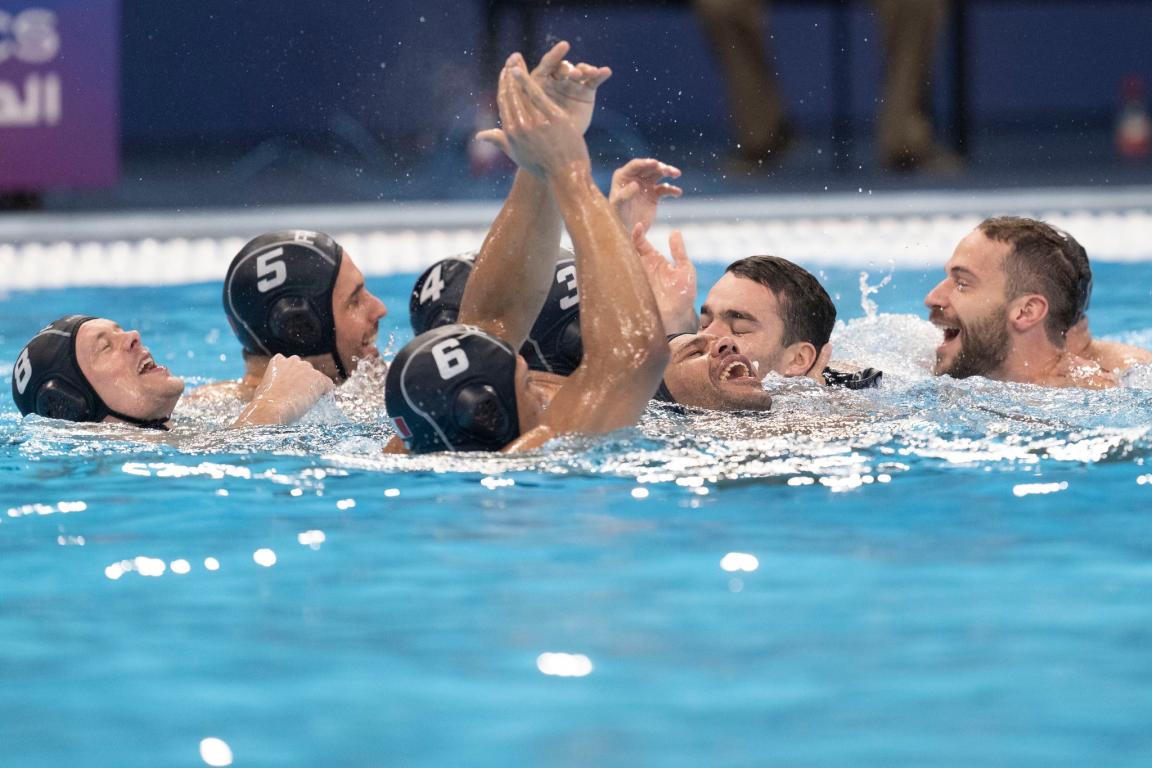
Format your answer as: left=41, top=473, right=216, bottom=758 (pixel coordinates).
left=184, top=380, right=250, bottom=402
left=1055, top=353, right=1119, bottom=390
left=1085, top=339, right=1152, bottom=373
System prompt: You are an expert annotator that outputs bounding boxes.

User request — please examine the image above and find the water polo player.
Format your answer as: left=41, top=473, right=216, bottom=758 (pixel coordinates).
left=385, top=45, right=667, bottom=453
left=925, top=217, right=1117, bottom=388
left=221, top=229, right=388, bottom=400
left=12, top=315, right=332, bottom=429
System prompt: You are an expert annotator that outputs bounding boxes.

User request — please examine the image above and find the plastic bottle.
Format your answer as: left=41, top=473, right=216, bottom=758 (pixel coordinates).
left=1116, top=75, right=1151, bottom=160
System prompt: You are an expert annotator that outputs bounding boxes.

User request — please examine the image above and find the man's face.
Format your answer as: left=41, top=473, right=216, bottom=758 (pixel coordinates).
left=332, top=256, right=388, bottom=375
left=700, top=273, right=793, bottom=376
left=924, top=229, right=1013, bottom=379
left=661, top=334, right=773, bottom=411
left=75, top=319, right=185, bottom=421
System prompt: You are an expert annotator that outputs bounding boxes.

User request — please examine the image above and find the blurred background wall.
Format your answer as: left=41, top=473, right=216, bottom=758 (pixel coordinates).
left=8, top=0, right=1152, bottom=208
left=118, top=2, right=1148, bottom=144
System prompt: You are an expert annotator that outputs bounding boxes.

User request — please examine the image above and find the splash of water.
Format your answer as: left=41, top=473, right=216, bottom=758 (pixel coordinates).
left=858, top=269, right=893, bottom=320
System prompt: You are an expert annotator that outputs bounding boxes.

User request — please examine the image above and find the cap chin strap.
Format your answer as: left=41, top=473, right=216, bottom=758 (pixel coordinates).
left=652, top=380, right=677, bottom=403
left=653, top=333, right=692, bottom=404
left=332, top=350, right=349, bottom=382
left=104, top=407, right=171, bottom=431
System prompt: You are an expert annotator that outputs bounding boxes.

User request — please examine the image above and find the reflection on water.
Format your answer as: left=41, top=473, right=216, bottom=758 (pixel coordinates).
left=3, top=310, right=1151, bottom=768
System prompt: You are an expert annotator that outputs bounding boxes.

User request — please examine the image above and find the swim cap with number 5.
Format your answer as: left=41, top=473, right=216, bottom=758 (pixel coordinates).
left=223, top=230, right=346, bottom=373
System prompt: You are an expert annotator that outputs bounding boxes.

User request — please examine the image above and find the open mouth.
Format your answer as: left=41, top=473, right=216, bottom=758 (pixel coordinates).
left=716, top=354, right=760, bottom=385
left=720, top=360, right=751, bottom=381
left=937, top=326, right=962, bottom=356
left=362, top=329, right=380, bottom=356
left=136, top=353, right=166, bottom=376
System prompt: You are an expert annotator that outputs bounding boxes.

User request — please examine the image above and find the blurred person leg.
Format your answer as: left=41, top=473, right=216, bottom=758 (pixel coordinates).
left=0, top=192, right=42, bottom=211
left=693, top=0, right=792, bottom=167
left=874, top=0, right=959, bottom=171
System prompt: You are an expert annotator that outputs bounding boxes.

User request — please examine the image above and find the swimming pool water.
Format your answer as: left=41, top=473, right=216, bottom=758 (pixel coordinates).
left=2, top=263, right=1151, bottom=767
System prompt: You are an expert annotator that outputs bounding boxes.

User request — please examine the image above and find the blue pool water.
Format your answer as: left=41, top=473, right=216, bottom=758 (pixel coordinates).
left=2, top=263, right=1151, bottom=767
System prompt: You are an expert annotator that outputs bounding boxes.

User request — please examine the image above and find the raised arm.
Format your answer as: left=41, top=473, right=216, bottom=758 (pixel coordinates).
left=461, top=43, right=612, bottom=348
left=485, top=60, right=667, bottom=451
left=609, top=158, right=696, bottom=334
left=609, top=157, right=682, bottom=236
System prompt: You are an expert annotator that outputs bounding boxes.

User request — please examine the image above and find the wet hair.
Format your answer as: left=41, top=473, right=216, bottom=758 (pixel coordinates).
left=1059, top=228, right=1092, bottom=324
left=724, top=255, right=837, bottom=351
left=978, top=216, right=1091, bottom=343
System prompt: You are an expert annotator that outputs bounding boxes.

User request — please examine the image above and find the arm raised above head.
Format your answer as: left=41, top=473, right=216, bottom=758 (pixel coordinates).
left=478, top=61, right=667, bottom=451
left=538, top=165, right=670, bottom=437
left=461, top=43, right=612, bottom=349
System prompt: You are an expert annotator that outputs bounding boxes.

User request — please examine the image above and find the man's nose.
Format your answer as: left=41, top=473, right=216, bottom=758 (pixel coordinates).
left=121, top=330, right=141, bottom=350
left=371, top=293, right=388, bottom=320
left=924, top=279, right=950, bottom=310
left=712, top=336, right=739, bottom=357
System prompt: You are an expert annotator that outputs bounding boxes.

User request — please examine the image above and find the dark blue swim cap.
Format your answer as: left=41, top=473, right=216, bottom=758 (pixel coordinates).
left=409, top=254, right=475, bottom=335
left=409, top=250, right=584, bottom=375
left=224, top=230, right=347, bottom=377
left=10, top=315, right=169, bottom=429
left=385, top=324, right=521, bottom=453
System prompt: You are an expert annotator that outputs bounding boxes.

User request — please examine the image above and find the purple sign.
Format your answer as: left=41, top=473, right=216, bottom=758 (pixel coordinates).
left=0, top=0, right=119, bottom=192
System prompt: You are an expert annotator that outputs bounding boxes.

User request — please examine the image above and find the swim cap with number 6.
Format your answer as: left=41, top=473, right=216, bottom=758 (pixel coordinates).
left=385, top=324, right=521, bottom=453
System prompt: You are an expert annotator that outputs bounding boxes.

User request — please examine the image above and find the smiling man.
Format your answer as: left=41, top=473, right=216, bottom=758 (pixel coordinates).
left=925, top=216, right=1114, bottom=388
left=650, top=255, right=838, bottom=410
left=12, top=315, right=332, bottom=429
left=221, top=229, right=389, bottom=401
left=640, top=244, right=881, bottom=410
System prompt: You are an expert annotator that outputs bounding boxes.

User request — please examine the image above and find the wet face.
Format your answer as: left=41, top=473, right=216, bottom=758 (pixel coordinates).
left=661, top=334, right=773, bottom=411
left=924, top=229, right=1013, bottom=378
left=75, top=319, right=185, bottom=422
left=332, top=256, right=388, bottom=377
left=700, top=273, right=792, bottom=376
